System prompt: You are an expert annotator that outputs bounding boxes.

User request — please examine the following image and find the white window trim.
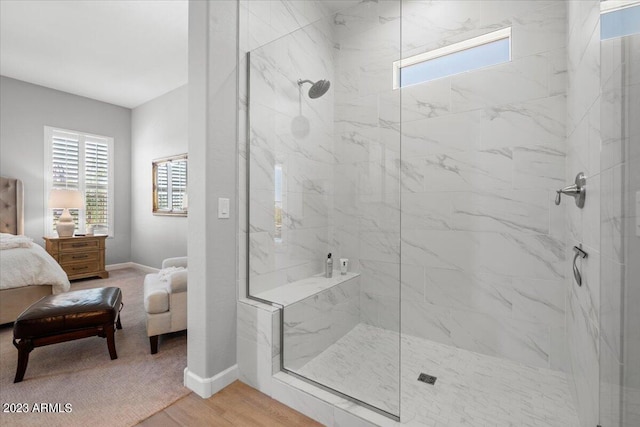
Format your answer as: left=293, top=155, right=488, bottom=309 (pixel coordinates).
left=43, top=126, right=115, bottom=237
left=601, top=0, right=640, bottom=14
left=392, top=27, right=512, bottom=90
left=152, top=154, right=188, bottom=215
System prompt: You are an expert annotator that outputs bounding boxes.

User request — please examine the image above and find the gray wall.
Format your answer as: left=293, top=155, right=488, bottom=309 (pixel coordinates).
left=185, top=0, right=238, bottom=394
left=0, top=76, right=132, bottom=264
left=131, top=85, right=188, bottom=268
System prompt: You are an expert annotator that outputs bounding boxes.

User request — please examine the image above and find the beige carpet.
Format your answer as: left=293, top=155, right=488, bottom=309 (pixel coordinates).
left=0, top=268, right=189, bottom=427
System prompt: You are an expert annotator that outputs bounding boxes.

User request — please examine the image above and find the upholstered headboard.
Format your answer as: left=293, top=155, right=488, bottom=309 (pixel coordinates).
left=0, top=176, right=24, bottom=235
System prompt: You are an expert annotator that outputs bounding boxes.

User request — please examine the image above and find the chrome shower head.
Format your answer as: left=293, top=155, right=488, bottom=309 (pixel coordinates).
left=297, top=79, right=331, bottom=99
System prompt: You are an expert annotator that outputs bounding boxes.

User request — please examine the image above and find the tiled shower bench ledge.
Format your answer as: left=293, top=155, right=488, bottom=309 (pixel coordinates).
left=253, top=271, right=360, bottom=307
left=240, top=271, right=384, bottom=427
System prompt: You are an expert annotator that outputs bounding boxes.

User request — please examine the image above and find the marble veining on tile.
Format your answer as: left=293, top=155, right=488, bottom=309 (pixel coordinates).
left=294, top=323, right=580, bottom=427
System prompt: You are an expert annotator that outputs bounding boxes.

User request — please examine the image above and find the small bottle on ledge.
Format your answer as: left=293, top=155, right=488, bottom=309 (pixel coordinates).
left=325, top=253, right=333, bottom=278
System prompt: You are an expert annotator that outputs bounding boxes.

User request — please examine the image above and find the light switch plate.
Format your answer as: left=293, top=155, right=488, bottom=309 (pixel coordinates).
left=218, top=198, right=230, bottom=219
left=636, top=191, right=640, bottom=237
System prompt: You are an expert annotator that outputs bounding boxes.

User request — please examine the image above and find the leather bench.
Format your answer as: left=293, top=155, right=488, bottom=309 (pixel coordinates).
left=12, top=287, right=123, bottom=383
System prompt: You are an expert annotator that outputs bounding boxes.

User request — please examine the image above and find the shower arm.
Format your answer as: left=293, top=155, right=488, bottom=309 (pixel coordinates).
left=297, top=79, right=314, bottom=86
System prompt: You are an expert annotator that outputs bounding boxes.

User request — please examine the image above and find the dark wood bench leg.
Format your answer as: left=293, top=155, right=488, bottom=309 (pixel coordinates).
left=105, top=324, right=117, bottom=360
left=150, top=335, right=159, bottom=354
left=13, top=339, right=33, bottom=383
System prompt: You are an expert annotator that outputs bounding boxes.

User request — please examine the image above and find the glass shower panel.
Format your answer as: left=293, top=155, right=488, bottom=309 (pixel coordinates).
left=247, top=19, right=336, bottom=298
left=247, top=0, right=401, bottom=420
left=599, top=17, right=640, bottom=427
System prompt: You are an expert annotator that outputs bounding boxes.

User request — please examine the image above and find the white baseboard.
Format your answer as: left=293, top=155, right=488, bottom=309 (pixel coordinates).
left=184, top=365, right=239, bottom=399
left=106, top=262, right=159, bottom=273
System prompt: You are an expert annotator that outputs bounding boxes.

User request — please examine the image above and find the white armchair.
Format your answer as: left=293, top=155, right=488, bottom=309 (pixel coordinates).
left=143, top=257, right=187, bottom=354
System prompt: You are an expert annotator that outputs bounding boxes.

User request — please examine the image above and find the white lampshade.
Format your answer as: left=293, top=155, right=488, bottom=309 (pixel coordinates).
left=48, top=189, right=84, bottom=209
left=49, top=189, right=83, bottom=237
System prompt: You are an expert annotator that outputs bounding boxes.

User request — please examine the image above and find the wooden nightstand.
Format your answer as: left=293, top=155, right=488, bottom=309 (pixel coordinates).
left=44, top=235, right=109, bottom=281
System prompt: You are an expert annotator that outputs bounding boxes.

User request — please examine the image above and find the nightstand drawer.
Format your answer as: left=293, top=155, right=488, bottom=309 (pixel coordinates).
left=60, top=239, right=100, bottom=252
left=61, top=261, right=101, bottom=276
left=44, top=235, right=108, bottom=281
left=60, top=251, right=100, bottom=264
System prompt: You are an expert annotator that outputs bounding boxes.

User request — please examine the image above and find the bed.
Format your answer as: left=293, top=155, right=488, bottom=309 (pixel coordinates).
left=0, top=176, right=70, bottom=324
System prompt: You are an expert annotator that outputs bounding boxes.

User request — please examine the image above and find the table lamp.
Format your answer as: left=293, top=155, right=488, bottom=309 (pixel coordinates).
left=49, top=189, right=84, bottom=237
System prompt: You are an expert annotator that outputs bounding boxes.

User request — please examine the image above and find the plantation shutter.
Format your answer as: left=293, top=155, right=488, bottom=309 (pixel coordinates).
left=46, top=127, right=113, bottom=236
left=51, top=133, right=80, bottom=190
left=51, top=132, right=80, bottom=230
left=85, top=138, right=110, bottom=229
left=171, top=160, right=187, bottom=210
left=156, top=163, right=169, bottom=210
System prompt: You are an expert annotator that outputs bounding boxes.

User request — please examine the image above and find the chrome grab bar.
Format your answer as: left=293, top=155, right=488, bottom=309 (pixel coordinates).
left=572, top=245, right=588, bottom=287
left=555, top=172, right=586, bottom=208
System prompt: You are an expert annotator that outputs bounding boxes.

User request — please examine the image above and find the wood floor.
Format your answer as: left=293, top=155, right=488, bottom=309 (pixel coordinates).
left=137, top=381, right=323, bottom=427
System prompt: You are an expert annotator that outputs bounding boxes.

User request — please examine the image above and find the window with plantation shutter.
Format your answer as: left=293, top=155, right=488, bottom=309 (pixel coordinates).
left=152, top=154, right=188, bottom=216
left=44, top=127, right=114, bottom=236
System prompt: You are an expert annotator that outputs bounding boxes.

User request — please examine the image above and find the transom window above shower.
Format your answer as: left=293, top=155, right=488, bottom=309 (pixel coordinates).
left=600, top=0, right=640, bottom=40
left=393, top=27, right=512, bottom=89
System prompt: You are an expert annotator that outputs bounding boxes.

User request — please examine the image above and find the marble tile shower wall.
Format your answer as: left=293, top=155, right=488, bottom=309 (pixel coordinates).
left=238, top=0, right=357, bottom=298
left=392, top=0, right=569, bottom=371
left=330, top=0, right=403, bottom=333
left=565, top=2, right=602, bottom=427
left=240, top=1, right=571, bottom=374
left=283, top=276, right=361, bottom=371
left=245, top=5, right=337, bottom=296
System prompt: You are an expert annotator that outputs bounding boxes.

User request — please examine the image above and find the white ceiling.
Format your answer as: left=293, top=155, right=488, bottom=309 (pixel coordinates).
left=0, top=0, right=188, bottom=109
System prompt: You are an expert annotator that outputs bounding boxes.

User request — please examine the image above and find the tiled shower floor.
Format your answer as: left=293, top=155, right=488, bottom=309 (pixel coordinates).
left=295, top=323, right=580, bottom=426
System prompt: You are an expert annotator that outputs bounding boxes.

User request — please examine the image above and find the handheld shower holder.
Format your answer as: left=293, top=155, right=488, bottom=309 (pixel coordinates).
left=572, top=244, right=588, bottom=287
left=555, top=172, right=586, bottom=208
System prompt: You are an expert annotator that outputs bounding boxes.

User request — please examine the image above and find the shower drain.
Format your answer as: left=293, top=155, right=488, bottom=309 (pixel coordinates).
left=417, top=373, right=437, bottom=385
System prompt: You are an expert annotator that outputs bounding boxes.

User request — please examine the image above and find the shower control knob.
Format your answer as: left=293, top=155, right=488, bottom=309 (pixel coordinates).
left=555, top=172, right=586, bottom=208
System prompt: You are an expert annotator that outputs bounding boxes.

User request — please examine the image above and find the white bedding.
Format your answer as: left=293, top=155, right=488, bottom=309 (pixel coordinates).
left=0, top=233, right=33, bottom=249
left=0, top=237, right=70, bottom=294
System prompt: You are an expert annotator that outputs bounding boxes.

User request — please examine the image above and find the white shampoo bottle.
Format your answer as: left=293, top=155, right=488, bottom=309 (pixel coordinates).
left=325, top=253, right=333, bottom=278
